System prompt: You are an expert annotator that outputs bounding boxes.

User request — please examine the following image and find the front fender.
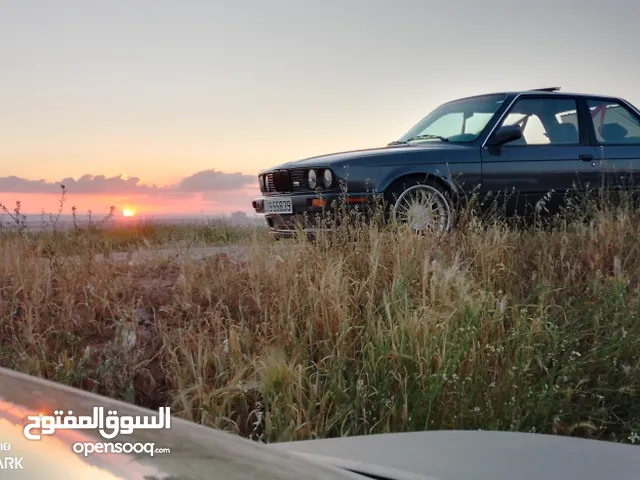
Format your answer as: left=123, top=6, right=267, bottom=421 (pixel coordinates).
left=375, top=164, right=473, bottom=196
left=334, top=163, right=480, bottom=199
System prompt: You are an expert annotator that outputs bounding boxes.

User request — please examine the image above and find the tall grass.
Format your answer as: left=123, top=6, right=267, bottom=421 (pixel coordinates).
left=0, top=188, right=639, bottom=445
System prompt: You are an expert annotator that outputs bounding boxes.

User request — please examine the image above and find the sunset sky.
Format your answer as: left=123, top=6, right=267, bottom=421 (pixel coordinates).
left=1, top=0, right=637, bottom=216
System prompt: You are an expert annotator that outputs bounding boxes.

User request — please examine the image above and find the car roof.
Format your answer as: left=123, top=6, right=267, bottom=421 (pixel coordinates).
left=448, top=88, right=626, bottom=103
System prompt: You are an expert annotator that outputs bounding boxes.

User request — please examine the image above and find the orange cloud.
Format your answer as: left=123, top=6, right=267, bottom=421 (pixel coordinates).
left=0, top=169, right=260, bottom=216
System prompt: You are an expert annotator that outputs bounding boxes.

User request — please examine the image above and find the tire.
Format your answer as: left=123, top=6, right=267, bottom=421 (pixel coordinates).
left=386, top=177, right=454, bottom=235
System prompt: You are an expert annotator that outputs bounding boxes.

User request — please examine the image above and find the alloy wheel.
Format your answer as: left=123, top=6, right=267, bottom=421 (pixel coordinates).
left=392, top=184, right=452, bottom=234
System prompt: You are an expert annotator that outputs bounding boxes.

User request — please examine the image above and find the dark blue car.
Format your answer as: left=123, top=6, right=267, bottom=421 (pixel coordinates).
left=252, top=87, right=640, bottom=238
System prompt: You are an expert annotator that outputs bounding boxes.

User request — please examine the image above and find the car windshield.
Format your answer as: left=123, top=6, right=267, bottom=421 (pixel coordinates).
left=0, top=367, right=361, bottom=480
left=395, top=94, right=507, bottom=144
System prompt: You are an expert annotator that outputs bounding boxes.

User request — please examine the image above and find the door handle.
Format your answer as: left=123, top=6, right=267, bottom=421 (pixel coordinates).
left=579, top=154, right=594, bottom=161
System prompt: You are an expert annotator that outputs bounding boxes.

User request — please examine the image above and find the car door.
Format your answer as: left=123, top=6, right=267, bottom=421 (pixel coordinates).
left=583, top=97, right=640, bottom=199
left=480, top=95, right=602, bottom=217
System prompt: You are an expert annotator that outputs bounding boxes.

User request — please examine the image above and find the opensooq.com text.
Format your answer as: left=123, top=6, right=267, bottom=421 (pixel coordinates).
left=72, top=441, right=171, bottom=457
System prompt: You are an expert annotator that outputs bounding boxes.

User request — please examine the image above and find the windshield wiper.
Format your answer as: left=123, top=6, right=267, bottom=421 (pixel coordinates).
left=388, top=134, right=450, bottom=146
left=405, top=134, right=450, bottom=143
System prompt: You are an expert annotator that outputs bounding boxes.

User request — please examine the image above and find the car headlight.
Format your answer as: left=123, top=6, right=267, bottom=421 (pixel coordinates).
left=323, top=169, right=332, bottom=188
left=308, top=169, right=317, bottom=188
left=258, top=175, right=264, bottom=191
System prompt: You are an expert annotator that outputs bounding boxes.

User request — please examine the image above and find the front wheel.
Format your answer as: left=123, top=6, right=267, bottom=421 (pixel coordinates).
left=388, top=179, right=454, bottom=235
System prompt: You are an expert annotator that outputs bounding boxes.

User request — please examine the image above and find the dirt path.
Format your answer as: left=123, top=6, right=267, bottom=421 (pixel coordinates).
left=92, top=242, right=292, bottom=264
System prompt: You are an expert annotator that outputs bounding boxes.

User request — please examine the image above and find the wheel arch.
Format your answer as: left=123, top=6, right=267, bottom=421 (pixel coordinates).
left=383, top=173, right=457, bottom=204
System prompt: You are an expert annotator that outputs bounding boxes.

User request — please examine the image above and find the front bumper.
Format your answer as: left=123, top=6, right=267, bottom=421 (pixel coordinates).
left=252, top=192, right=381, bottom=239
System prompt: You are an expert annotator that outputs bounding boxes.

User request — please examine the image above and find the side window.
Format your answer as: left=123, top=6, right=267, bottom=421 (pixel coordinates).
left=497, top=98, right=580, bottom=146
left=502, top=112, right=549, bottom=145
left=587, top=99, right=640, bottom=144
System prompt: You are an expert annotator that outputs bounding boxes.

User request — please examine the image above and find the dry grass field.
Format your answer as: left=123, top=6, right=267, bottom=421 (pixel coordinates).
left=1, top=191, right=639, bottom=445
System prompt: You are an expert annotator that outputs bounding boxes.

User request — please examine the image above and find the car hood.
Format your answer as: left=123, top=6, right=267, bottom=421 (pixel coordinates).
left=0, top=366, right=365, bottom=480
left=271, top=430, right=640, bottom=480
left=261, top=142, right=472, bottom=173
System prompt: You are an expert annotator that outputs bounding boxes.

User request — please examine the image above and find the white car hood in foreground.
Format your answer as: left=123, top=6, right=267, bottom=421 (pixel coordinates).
left=272, top=429, right=640, bottom=480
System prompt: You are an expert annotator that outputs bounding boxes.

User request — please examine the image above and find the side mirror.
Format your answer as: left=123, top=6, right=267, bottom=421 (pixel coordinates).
left=487, top=125, right=522, bottom=147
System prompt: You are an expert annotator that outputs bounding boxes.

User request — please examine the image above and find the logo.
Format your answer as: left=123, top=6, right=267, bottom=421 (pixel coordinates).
left=23, top=406, right=171, bottom=440
left=71, top=441, right=171, bottom=457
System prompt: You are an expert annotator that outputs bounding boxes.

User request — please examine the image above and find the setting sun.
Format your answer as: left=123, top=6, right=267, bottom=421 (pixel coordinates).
left=122, top=207, right=136, bottom=217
